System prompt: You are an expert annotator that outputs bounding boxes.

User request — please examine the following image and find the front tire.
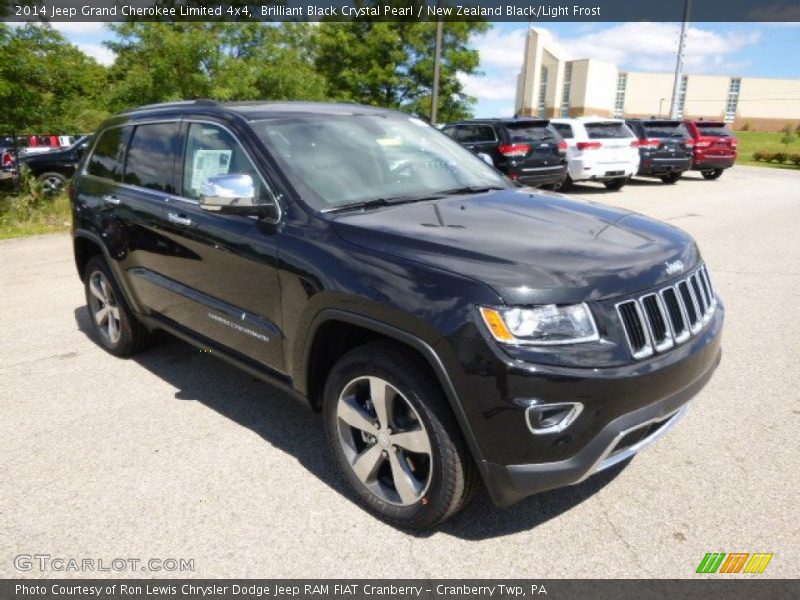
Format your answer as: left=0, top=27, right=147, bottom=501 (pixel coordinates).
left=323, top=341, right=477, bottom=529
left=702, top=169, right=724, bottom=180
left=84, top=255, right=150, bottom=356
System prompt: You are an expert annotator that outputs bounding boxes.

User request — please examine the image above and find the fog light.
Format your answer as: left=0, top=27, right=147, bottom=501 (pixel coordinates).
left=524, top=401, right=583, bottom=435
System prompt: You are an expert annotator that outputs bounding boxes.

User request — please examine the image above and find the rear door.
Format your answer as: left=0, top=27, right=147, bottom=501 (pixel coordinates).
left=694, top=122, right=737, bottom=158
left=502, top=120, right=564, bottom=170
left=584, top=121, right=638, bottom=166
left=640, top=121, right=693, bottom=159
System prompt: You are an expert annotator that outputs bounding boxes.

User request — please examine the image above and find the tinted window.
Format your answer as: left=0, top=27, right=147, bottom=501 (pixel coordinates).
left=552, top=123, right=573, bottom=139
left=182, top=123, right=272, bottom=205
left=585, top=122, right=634, bottom=139
left=505, top=122, right=557, bottom=142
left=696, top=123, right=731, bottom=137
left=87, top=127, right=129, bottom=180
left=123, top=123, right=181, bottom=193
left=642, top=121, right=688, bottom=139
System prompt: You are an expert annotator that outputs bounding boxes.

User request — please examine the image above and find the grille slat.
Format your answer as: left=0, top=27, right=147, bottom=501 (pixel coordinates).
left=617, top=265, right=717, bottom=360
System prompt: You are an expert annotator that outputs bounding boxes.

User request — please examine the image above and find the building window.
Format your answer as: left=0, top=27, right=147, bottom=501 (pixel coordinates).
left=537, top=66, right=549, bottom=118
left=725, top=78, right=741, bottom=123
left=676, top=75, right=688, bottom=118
left=613, top=72, right=627, bottom=118
left=560, top=63, right=573, bottom=117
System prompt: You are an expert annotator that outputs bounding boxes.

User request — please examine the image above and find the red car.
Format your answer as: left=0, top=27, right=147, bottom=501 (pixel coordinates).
left=683, top=120, right=738, bottom=180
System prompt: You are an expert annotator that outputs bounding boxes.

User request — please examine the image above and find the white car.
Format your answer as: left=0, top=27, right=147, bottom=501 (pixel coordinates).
left=550, top=117, right=640, bottom=190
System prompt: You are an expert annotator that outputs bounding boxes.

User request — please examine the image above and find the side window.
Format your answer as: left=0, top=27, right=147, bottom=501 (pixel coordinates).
left=442, top=126, right=458, bottom=140
left=552, top=123, right=573, bottom=139
left=87, top=127, right=130, bottom=181
left=123, top=122, right=181, bottom=193
left=473, top=125, right=496, bottom=143
left=181, top=123, right=271, bottom=204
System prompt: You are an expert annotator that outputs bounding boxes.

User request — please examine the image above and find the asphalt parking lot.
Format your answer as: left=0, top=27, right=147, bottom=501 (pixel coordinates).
left=1, top=165, right=798, bottom=579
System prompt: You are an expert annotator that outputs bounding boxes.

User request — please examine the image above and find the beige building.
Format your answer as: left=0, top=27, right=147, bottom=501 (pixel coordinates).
left=515, top=27, right=800, bottom=131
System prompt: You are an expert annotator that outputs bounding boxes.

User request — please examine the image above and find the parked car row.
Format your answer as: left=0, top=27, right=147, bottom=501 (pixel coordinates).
left=0, top=135, right=92, bottom=193
left=443, top=117, right=738, bottom=190
left=0, top=134, right=82, bottom=156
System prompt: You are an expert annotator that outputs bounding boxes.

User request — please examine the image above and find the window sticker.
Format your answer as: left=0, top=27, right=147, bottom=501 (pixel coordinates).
left=191, top=149, right=232, bottom=194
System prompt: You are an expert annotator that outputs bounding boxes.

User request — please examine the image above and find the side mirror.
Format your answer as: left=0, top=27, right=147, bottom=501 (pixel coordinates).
left=200, top=173, right=258, bottom=215
left=477, top=152, right=494, bottom=166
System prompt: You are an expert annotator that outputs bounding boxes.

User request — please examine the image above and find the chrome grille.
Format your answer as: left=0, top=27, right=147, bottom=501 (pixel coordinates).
left=616, top=265, right=717, bottom=359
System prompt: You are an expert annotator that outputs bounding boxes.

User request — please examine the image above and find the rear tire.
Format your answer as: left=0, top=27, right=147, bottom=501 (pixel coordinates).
left=37, top=172, right=66, bottom=195
left=701, top=169, right=724, bottom=180
left=323, top=341, right=478, bottom=529
left=660, top=173, right=681, bottom=184
left=557, top=175, right=573, bottom=191
left=604, top=176, right=628, bottom=191
left=84, top=255, right=150, bottom=357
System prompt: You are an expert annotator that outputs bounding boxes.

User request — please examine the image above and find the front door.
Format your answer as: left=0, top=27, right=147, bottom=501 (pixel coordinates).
left=148, top=120, right=285, bottom=373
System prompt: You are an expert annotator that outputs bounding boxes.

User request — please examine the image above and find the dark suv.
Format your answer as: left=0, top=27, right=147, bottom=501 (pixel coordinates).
left=442, top=118, right=567, bottom=188
left=626, top=119, right=693, bottom=184
left=71, top=101, right=723, bottom=529
left=21, top=135, right=92, bottom=194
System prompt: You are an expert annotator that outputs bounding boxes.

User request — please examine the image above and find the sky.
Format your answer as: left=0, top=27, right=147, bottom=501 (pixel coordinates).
left=43, top=21, right=800, bottom=118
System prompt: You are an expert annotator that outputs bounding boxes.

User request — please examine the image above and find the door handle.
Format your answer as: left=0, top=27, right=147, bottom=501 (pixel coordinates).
left=167, top=212, right=192, bottom=227
left=103, top=194, right=121, bottom=205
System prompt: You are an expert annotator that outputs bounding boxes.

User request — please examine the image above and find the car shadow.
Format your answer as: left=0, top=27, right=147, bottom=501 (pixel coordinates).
left=74, top=306, right=629, bottom=540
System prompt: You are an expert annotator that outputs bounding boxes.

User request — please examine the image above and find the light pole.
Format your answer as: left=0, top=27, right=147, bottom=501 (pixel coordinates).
left=669, top=0, right=692, bottom=119
left=659, top=98, right=666, bottom=117
left=431, top=20, right=444, bottom=125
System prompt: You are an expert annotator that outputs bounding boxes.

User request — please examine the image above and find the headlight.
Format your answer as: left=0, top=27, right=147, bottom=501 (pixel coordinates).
left=479, top=303, right=599, bottom=345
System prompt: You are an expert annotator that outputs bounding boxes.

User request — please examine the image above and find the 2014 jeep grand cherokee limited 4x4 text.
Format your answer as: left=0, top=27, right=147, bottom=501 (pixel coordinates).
left=71, top=101, right=724, bottom=529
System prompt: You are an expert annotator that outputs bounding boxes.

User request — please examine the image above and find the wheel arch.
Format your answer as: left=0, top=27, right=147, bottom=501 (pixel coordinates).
left=301, top=309, right=487, bottom=469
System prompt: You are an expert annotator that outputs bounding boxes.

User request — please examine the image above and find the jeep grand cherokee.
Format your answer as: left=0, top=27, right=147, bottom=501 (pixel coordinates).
left=71, top=101, right=723, bottom=529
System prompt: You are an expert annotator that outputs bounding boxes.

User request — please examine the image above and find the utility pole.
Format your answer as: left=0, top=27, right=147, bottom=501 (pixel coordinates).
left=669, top=0, right=692, bottom=119
left=431, top=20, right=444, bottom=125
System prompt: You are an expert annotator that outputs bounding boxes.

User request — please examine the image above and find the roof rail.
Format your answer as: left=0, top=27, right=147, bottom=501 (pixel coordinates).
left=119, top=99, right=220, bottom=114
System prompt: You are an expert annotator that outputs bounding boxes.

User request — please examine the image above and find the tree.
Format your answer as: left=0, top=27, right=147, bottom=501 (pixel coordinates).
left=780, top=124, right=796, bottom=150
left=105, top=23, right=327, bottom=111
left=315, top=20, right=488, bottom=122
left=0, top=23, right=110, bottom=133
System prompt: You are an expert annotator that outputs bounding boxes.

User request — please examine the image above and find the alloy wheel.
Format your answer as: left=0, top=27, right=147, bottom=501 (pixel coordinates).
left=335, top=376, right=433, bottom=506
left=87, top=270, right=122, bottom=345
left=40, top=175, right=64, bottom=195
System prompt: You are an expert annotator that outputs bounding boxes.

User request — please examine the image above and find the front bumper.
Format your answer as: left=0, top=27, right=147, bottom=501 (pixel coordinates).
left=445, top=300, right=723, bottom=507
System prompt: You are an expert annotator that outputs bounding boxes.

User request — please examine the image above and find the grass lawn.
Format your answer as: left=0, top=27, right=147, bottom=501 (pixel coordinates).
left=735, top=131, right=800, bottom=170
left=0, top=192, right=71, bottom=240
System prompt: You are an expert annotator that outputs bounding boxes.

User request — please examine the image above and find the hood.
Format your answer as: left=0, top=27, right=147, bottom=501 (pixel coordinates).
left=332, top=189, right=700, bottom=305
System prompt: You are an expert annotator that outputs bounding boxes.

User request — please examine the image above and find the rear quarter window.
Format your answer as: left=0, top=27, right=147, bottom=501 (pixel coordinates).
left=585, top=122, right=633, bottom=139
left=87, top=127, right=130, bottom=181
left=643, top=122, right=688, bottom=138
left=504, top=123, right=556, bottom=142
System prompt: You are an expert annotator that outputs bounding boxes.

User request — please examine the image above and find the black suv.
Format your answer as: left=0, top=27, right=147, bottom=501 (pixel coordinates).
left=625, top=119, right=693, bottom=184
left=72, top=101, right=723, bottom=529
left=21, top=135, right=92, bottom=194
left=442, top=118, right=567, bottom=188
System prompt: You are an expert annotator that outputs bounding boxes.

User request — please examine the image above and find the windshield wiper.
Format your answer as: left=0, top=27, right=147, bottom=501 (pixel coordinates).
left=324, top=193, right=446, bottom=214
left=437, top=185, right=507, bottom=196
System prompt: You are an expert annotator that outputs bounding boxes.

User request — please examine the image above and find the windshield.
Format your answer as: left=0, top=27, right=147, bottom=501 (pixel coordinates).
left=253, top=114, right=508, bottom=211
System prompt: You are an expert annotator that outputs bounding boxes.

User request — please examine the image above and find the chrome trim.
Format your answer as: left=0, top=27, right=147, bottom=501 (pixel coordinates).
left=660, top=286, right=691, bottom=344
left=577, top=403, right=690, bottom=482
left=524, top=401, right=584, bottom=435
left=640, top=292, right=674, bottom=353
left=615, top=299, right=654, bottom=360
left=677, top=279, right=703, bottom=334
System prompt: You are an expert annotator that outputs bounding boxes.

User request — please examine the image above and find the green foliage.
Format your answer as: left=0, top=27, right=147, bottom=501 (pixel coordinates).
left=779, top=124, right=796, bottom=149
left=315, top=21, right=488, bottom=122
left=0, top=23, right=110, bottom=133
left=0, top=172, right=71, bottom=239
left=772, top=152, right=788, bottom=163
left=106, top=23, right=328, bottom=110
left=752, top=151, right=766, bottom=161
left=790, top=153, right=800, bottom=166
left=740, top=122, right=750, bottom=131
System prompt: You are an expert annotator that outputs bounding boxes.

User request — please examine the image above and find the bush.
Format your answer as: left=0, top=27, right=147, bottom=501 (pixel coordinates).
left=12, top=166, right=48, bottom=216
left=790, top=153, right=800, bottom=166
left=752, top=151, right=766, bottom=161
left=772, top=152, right=788, bottom=164
left=740, top=122, right=751, bottom=131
